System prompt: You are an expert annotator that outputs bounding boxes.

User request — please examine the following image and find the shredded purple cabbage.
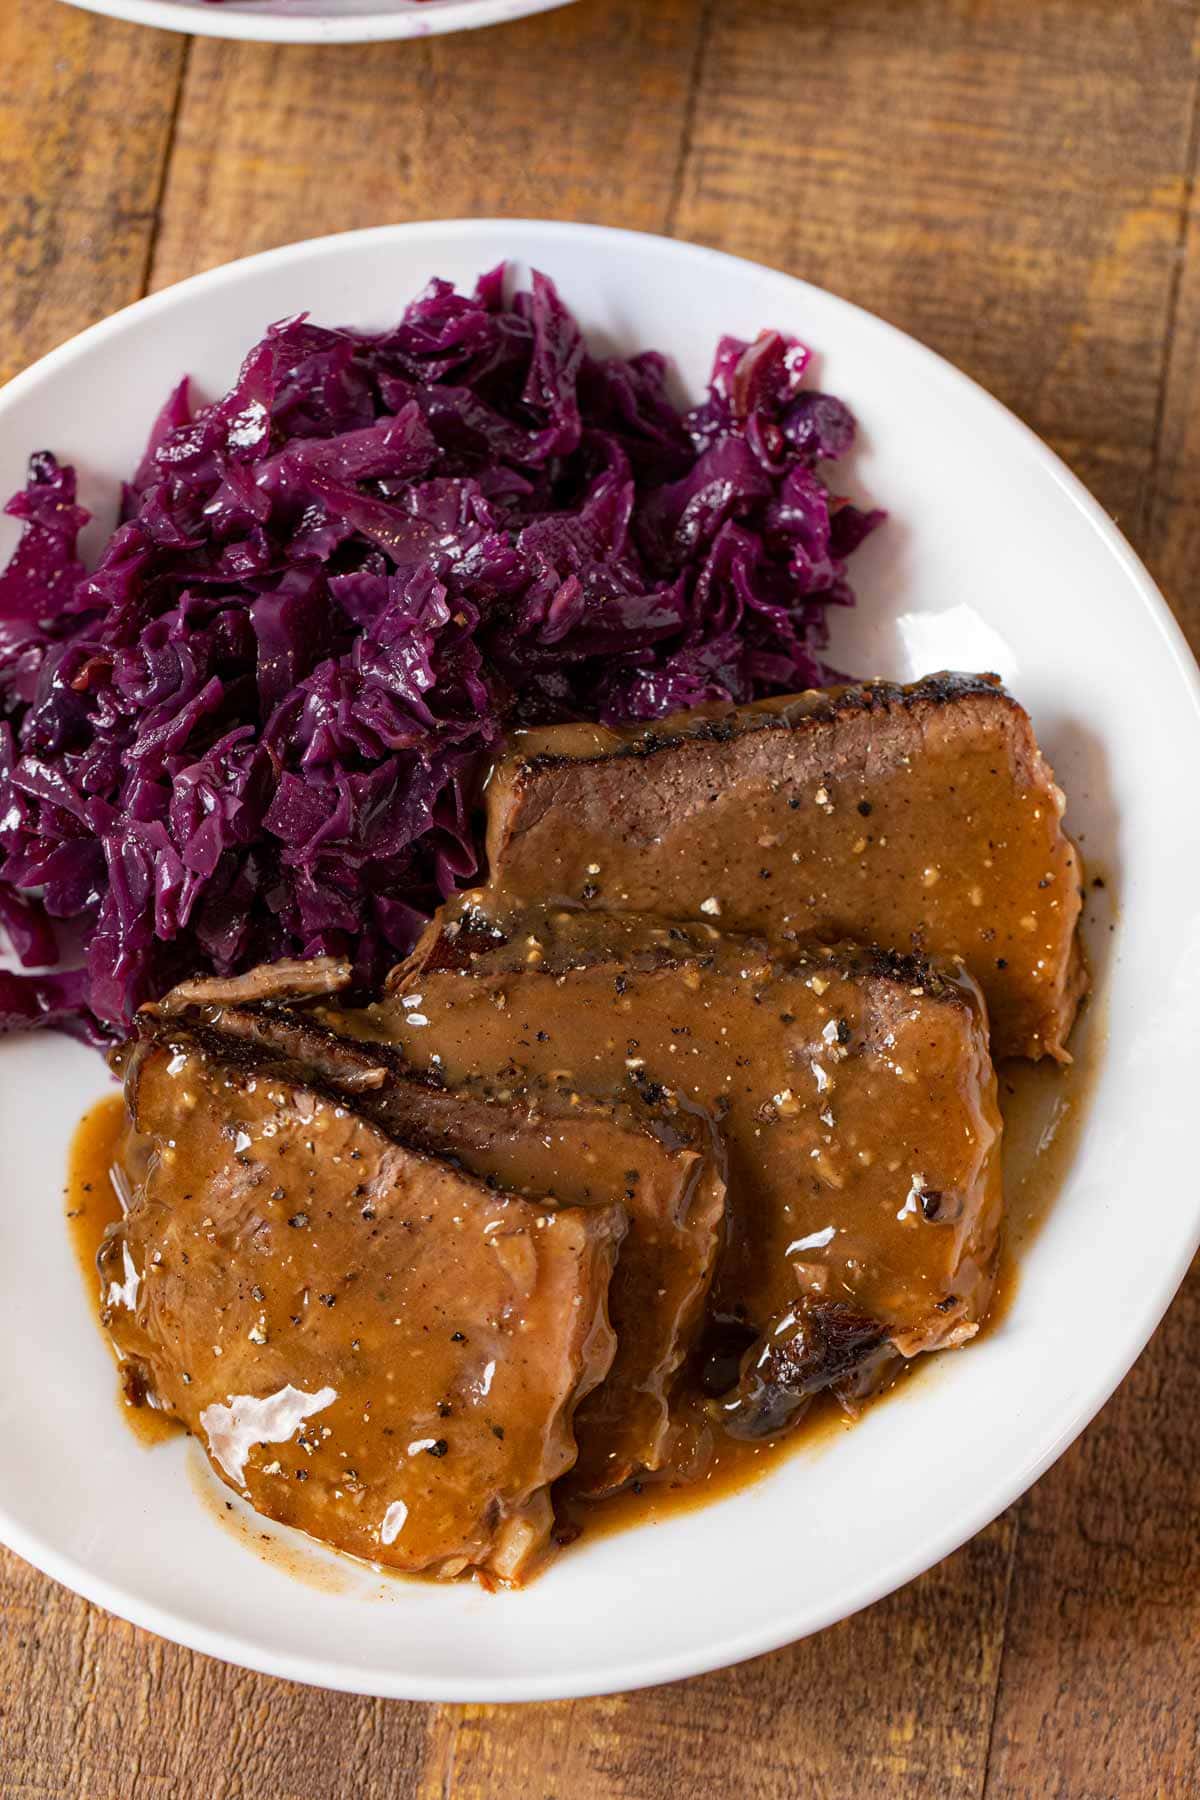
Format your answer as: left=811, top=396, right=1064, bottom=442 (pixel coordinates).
left=0, top=267, right=882, bottom=1043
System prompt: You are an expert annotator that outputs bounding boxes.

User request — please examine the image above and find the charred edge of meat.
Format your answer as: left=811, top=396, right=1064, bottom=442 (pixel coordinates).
left=516, top=673, right=1010, bottom=774
left=139, top=998, right=435, bottom=1094
left=417, top=912, right=971, bottom=1015
left=417, top=907, right=511, bottom=974
left=130, top=1022, right=399, bottom=1134
left=133, top=1017, right=719, bottom=1211
left=823, top=939, right=971, bottom=1008
left=140, top=994, right=723, bottom=1154
left=599, top=931, right=970, bottom=1013
left=140, top=997, right=697, bottom=1139
left=716, top=1303, right=889, bottom=1440
left=128, top=1026, right=548, bottom=1211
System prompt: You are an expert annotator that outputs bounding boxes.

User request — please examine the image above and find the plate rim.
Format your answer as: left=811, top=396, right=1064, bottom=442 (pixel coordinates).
left=2, top=216, right=1199, bottom=1701
left=54, top=0, right=575, bottom=45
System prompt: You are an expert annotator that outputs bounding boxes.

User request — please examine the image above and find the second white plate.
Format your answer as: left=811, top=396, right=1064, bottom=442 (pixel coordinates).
left=57, top=0, right=575, bottom=46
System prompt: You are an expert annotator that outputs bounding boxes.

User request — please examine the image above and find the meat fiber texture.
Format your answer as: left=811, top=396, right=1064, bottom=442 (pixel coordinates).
left=476, top=673, right=1087, bottom=1060
left=137, top=974, right=728, bottom=1497
left=378, top=909, right=1005, bottom=1436
left=107, top=1033, right=627, bottom=1583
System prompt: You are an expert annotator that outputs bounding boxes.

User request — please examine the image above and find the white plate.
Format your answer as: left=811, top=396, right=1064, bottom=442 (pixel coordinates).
left=1, top=221, right=1198, bottom=1703
left=57, top=0, right=574, bottom=46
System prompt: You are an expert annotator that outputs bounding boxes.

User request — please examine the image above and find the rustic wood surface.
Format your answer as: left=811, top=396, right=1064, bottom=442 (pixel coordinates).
left=1, top=1, right=1198, bottom=1793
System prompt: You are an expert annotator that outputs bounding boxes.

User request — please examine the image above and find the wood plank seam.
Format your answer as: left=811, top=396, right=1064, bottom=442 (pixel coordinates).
left=664, top=0, right=714, bottom=241
left=977, top=1499, right=1024, bottom=1800
left=137, top=33, right=194, bottom=304
left=1141, top=39, right=1200, bottom=544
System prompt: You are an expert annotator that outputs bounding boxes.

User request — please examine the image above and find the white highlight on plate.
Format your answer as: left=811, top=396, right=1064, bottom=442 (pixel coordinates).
left=893, top=605, right=1018, bottom=686
left=199, top=1384, right=338, bottom=1485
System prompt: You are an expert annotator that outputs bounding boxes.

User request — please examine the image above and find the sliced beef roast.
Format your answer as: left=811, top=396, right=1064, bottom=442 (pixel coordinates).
left=103, top=1034, right=626, bottom=1582
left=135, top=994, right=727, bottom=1497
left=359, top=908, right=1004, bottom=1434
left=475, top=673, right=1086, bottom=1060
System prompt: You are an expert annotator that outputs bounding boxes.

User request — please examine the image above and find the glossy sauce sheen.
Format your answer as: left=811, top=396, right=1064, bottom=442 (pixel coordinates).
left=481, top=676, right=1087, bottom=1061
left=100, top=1043, right=627, bottom=1583
left=62, top=678, right=1091, bottom=1579
left=65, top=1094, right=179, bottom=1447
left=67, top=1035, right=1093, bottom=1548
left=379, top=914, right=1004, bottom=1356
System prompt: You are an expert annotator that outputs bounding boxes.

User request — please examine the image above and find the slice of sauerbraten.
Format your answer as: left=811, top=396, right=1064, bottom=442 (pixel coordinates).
left=134, top=978, right=728, bottom=1499
left=358, top=907, right=1004, bottom=1439
left=103, top=1030, right=627, bottom=1584
left=475, top=673, right=1086, bottom=1061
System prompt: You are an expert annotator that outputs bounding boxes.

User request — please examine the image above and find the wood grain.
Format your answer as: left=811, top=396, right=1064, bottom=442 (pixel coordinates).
left=1147, top=133, right=1200, bottom=648
left=982, top=1258, right=1200, bottom=1800
left=0, top=1, right=184, bottom=383
left=0, top=1545, right=431, bottom=1799
left=420, top=1520, right=1016, bottom=1800
left=149, top=0, right=707, bottom=289
left=3, top=1, right=1200, bottom=1795
left=674, top=0, right=1200, bottom=530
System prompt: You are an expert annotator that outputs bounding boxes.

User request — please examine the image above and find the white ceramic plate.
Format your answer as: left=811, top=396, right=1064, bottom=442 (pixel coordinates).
left=1, top=221, right=1198, bottom=1703
left=58, top=0, right=574, bottom=46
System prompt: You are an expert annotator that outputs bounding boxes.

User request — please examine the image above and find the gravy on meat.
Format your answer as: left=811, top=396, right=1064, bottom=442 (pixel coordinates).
left=68, top=1027, right=1095, bottom=1558
left=379, top=913, right=1005, bottom=1437
left=103, top=1036, right=628, bottom=1583
left=479, top=673, right=1087, bottom=1061
left=68, top=671, right=1090, bottom=1586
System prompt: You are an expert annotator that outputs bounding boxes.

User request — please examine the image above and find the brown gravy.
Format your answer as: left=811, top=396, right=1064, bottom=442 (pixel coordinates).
left=565, top=1014, right=1101, bottom=1543
left=66, top=1013, right=1096, bottom=1553
left=65, top=1092, right=180, bottom=1448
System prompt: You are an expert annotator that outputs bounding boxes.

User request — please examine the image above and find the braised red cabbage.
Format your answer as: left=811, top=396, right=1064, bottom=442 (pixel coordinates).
left=0, top=268, right=882, bottom=1041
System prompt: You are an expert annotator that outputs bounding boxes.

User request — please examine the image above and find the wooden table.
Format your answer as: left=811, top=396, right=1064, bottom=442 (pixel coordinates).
left=2, top=2, right=1198, bottom=1792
